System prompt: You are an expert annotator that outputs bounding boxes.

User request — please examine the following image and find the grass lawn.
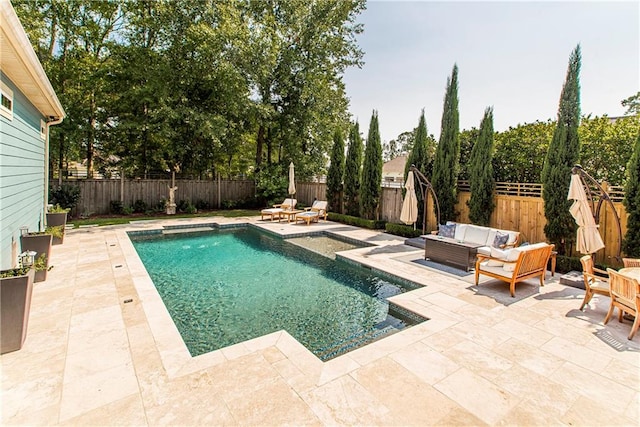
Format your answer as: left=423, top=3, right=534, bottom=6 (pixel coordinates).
left=68, top=209, right=261, bottom=228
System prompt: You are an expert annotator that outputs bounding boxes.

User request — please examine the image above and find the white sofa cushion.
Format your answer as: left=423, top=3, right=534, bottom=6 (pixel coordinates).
left=464, top=225, right=490, bottom=245
left=487, top=247, right=509, bottom=266
left=454, top=224, right=467, bottom=241
left=502, top=243, right=548, bottom=272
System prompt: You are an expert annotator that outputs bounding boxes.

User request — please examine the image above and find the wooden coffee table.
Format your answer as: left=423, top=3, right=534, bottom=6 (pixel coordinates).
left=424, top=234, right=483, bottom=271
left=278, top=209, right=303, bottom=222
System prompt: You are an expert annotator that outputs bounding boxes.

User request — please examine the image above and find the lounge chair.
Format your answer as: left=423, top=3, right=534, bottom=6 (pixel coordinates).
left=475, top=242, right=554, bottom=297
left=261, top=198, right=297, bottom=221
left=295, top=201, right=328, bottom=225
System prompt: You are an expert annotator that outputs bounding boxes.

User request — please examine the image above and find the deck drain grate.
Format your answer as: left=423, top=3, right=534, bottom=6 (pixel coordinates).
left=594, top=330, right=634, bottom=352
left=123, top=298, right=133, bottom=304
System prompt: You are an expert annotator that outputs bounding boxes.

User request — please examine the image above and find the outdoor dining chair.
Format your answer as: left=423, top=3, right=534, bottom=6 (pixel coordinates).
left=605, top=268, right=640, bottom=340
left=622, top=258, right=640, bottom=268
left=579, top=255, right=610, bottom=311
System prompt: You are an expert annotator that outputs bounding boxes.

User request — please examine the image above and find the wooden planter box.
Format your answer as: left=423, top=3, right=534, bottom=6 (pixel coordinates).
left=20, top=234, right=52, bottom=282
left=46, top=212, right=67, bottom=245
left=0, top=268, right=35, bottom=354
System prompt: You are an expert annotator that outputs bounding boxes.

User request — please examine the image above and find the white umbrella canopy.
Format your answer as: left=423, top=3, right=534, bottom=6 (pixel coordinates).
left=400, top=171, right=418, bottom=226
left=288, top=162, right=296, bottom=200
left=568, top=174, right=605, bottom=254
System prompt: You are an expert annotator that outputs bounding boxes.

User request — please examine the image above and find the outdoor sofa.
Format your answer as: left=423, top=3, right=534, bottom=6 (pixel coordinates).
left=475, top=242, right=554, bottom=297
left=435, top=222, right=520, bottom=256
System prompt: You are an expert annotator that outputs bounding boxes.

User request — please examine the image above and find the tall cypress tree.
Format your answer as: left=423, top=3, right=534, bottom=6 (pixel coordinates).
left=467, top=107, right=496, bottom=226
left=542, top=45, right=581, bottom=254
left=404, top=110, right=432, bottom=225
left=432, top=64, right=460, bottom=223
left=344, top=122, right=363, bottom=217
left=361, top=111, right=383, bottom=220
left=326, top=129, right=345, bottom=213
left=623, top=132, right=640, bottom=257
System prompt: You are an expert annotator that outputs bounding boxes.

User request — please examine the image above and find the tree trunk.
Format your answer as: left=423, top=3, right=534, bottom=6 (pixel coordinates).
left=87, top=93, right=95, bottom=179
left=256, top=125, right=265, bottom=171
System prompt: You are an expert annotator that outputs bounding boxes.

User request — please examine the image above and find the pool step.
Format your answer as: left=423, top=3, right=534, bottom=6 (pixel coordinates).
left=316, top=324, right=401, bottom=361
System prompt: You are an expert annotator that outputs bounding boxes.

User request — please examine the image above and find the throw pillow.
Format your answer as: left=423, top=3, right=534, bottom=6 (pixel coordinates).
left=493, top=231, right=509, bottom=248
left=439, top=223, right=456, bottom=238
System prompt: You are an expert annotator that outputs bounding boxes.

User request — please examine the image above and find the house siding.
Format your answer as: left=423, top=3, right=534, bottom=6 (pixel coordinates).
left=0, top=72, right=47, bottom=269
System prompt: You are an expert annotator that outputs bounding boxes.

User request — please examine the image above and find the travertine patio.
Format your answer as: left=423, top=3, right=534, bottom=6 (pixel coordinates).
left=2, top=217, right=639, bottom=426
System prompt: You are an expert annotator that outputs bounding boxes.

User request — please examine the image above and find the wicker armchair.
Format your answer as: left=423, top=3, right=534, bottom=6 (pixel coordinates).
left=579, top=255, right=610, bottom=311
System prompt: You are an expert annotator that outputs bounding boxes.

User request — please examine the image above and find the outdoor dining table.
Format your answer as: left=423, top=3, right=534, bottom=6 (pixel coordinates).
left=619, top=267, right=640, bottom=281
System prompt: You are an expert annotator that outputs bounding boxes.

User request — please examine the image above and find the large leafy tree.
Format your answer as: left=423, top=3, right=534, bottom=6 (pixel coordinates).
left=326, top=129, right=345, bottom=213
left=14, top=0, right=365, bottom=183
left=361, top=111, right=383, bottom=220
left=467, top=107, right=495, bottom=225
left=622, top=91, right=640, bottom=116
left=404, top=110, right=434, bottom=225
left=432, top=64, right=460, bottom=223
left=623, top=132, right=640, bottom=257
left=344, top=122, right=363, bottom=217
left=492, top=120, right=554, bottom=183
left=578, top=115, right=639, bottom=185
left=240, top=0, right=364, bottom=179
left=542, top=45, right=582, bottom=254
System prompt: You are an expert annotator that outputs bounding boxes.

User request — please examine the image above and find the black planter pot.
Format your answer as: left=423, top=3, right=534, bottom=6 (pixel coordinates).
left=0, top=268, right=35, bottom=354
left=20, top=234, right=52, bottom=282
left=46, top=212, right=67, bottom=245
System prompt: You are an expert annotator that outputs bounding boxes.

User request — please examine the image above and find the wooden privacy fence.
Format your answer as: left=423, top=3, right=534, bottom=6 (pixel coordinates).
left=380, top=187, right=626, bottom=265
left=65, top=178, right=627, bottom=263
left=65, top=179, right=255, bottom=216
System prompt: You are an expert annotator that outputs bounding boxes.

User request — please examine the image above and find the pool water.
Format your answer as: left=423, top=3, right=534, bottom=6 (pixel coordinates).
left=130, top=227, right=423, bottom=360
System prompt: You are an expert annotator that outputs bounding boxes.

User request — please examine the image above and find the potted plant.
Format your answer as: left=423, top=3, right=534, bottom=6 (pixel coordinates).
left=46, top=204, right=69, bottom=245
left=20, top=232, right=52, bottom=282
left=33, top=254, right=53, bottom=283
left=0, top=266, right=35, bottom=354
left=46, top=224, right=65, bottom=245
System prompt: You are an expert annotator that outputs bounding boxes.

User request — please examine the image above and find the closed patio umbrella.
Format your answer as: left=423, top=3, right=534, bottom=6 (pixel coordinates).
left=288, top=162, right=296, bottom=209
left=568, top=174, right=605, bottom=254
left=400, top=171, right=418, bottom=227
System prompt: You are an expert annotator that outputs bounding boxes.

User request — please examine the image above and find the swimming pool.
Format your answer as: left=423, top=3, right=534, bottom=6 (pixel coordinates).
left=130, top=227, right=425, bottom=360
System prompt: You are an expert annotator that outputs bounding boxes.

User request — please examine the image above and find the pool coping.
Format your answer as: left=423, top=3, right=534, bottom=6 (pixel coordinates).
left=121, top=219, right=434, bottom=378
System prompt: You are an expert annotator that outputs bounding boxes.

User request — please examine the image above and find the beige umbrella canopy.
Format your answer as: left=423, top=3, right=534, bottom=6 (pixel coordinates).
left=568, top=174, right=605, bottom=254
left=288, top=162, right=296, bottom=202
left=400, top=171, right=418, bottom=226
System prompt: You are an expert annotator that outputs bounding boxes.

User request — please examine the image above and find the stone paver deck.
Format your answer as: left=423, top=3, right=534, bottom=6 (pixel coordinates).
left=2, top=216, right=639, bottom=426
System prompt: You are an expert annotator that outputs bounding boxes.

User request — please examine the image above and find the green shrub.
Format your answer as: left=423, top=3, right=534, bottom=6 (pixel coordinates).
left=555, top=255, right=612, bottom=275
left=110, top=200, right=124, bottom=215
left=221, top=200, right=237, bottom=209
left=328, top=212, right=385, bottom=229
left=195, top=199, right=210, bottom=210
left=385, top=223, right=422, bottom=238
left=49, top=184, right=81, bottom=210
left=133, top=199, right=147, bottom=213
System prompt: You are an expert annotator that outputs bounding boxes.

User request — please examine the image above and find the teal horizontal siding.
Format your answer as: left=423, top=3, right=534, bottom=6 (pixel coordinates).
left=0, top=73, right=46, bottom=269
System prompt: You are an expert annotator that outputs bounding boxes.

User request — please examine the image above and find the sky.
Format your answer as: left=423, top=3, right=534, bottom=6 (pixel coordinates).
left=343, top=0, right=640, bottom=143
